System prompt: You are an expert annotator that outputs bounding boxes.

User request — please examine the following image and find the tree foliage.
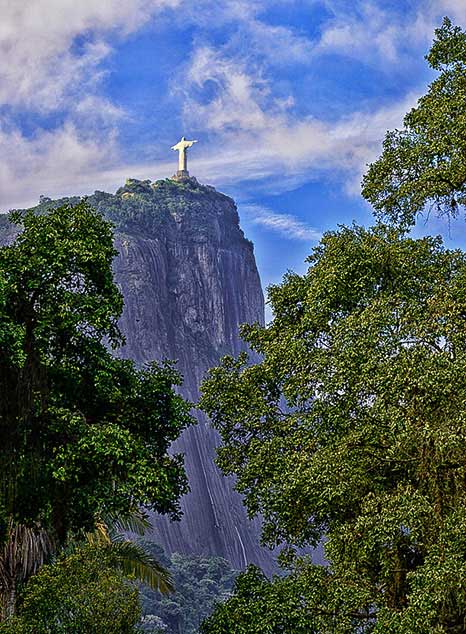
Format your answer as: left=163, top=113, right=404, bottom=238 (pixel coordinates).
left=201, top=564, right=329, bottom=634
left=0, top=545, right=141, bottom=634
left=362, top=18, right=466, bottom=226
left=201, top=224, right=466, bottom=632
left=0, top=202, right=192, bottom=615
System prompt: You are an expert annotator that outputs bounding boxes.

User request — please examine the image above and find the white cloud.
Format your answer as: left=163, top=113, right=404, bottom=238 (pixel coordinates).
left=316, top=3, right=399, bottom=64
left=0, top=122, right=120, bottom=210
left=176, top=0, right=315, bottom=67
left=203, top=1, right=315, bottom=72
left=178, top=0, right=259, bottom=25
left=316, top=2, right=432, bottom=66
left=0, top=0, right=180, bottom=110
left=438, top=0, right=466, bottom=24
left=242, top=204, right=321, bottom=241
left=237, top=18, right=314, bottom=66
left=184, top=46, right=273, bottom=132
left=314, top=0, right=466, bottom=66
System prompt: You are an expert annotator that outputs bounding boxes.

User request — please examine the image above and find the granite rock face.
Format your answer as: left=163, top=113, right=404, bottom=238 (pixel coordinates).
left=0, top=177, right=276, bottom=574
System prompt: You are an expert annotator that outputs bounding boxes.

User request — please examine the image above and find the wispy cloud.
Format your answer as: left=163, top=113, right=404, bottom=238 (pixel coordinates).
left=314, top=0, right=466, bottom=67
left=436, top=0, right=466, bottom=24
left=0, top=0, right=180, bottom=210
left=0, top=122, right=121, bottom=211
left=179, top=44, right=419, bottom=191
left=315, top=3, right=402, bottom=64
left=242, top=204, right=321, bottom=241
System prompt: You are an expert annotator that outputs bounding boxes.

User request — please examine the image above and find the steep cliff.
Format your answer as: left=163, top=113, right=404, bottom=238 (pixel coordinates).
left=0, top=177, right=276, bottom=574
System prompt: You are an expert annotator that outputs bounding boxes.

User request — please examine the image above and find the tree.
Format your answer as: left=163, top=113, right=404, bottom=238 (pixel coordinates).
left=0, top=545, right=142, bottom=634
left=0, top=202, right=192, bottom=616
left=200, top=564, right=328, bottom=634
left=362, top=18, right=466, bottom=226
left=0, top=511, right=174, bottom=631
left=0, top=521, right=53, bottom=620
left=200, top=224, right=466, bottom=633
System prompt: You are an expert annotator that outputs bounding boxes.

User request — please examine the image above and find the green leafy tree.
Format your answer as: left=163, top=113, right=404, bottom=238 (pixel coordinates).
left=200, top=225, right=466, bottom=633
left=0, top=545, right=141, bottom=634
left=362, top=18, right=466, bottom=226
left=0, top=202, right=192, bottom=616
left=0, top=511, right=173, bottom=632
left=200, top=563, right=346, bottom=634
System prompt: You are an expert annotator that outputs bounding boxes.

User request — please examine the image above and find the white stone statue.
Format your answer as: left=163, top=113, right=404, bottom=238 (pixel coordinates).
left=171, top=136, right=198, bottom=175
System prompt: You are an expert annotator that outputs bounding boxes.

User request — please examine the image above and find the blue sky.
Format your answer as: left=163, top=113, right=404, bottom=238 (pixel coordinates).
left=2, top=0, right=466, bottom=310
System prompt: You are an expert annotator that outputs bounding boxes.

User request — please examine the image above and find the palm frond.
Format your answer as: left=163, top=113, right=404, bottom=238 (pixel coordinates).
left=83, top=511, right=172, bottom=594
left=105, top=541, right=174, bottom=594
left=0, top=520, right=54, bottom=618
left=85, top=509, right=151, bottom=546
left=0, top=521, right=53, bottom=584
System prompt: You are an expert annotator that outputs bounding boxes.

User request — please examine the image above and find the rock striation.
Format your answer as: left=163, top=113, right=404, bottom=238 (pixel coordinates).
left=0, top=177, right=276, bottom=574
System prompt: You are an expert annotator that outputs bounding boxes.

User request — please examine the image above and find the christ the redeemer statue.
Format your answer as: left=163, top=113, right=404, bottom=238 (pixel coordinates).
left=171, top=136, right=197, bottom=178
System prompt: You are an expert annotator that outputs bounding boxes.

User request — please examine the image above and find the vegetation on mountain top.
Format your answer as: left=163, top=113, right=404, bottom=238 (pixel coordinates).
left=28, top=178, right=241, bottom=245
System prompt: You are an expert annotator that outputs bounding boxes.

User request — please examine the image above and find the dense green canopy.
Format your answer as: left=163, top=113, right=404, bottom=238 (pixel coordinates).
left=0, top=545, right=141, bottom=634
left=201, top=224, right=466, bottom=632
left=139, top=543, right=237, bottom=634
left=0, top=201, right=192, bottom=543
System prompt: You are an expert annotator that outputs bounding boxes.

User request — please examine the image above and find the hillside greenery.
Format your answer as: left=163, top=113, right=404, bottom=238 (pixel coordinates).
left=138, top=542, right=237, bottom=634
left=28, top=177, right=243, bottom=245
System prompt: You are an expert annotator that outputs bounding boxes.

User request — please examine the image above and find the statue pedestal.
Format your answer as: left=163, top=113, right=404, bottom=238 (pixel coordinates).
left=171, top=171, right=198, bottom=185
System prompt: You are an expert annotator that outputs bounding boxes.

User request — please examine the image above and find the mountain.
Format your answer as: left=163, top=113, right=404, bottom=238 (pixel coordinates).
left=0, top=176, right=276, bottom=575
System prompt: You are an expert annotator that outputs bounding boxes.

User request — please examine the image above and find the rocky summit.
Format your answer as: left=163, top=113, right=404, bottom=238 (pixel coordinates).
left=0, top=177, right=276, bottom=574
